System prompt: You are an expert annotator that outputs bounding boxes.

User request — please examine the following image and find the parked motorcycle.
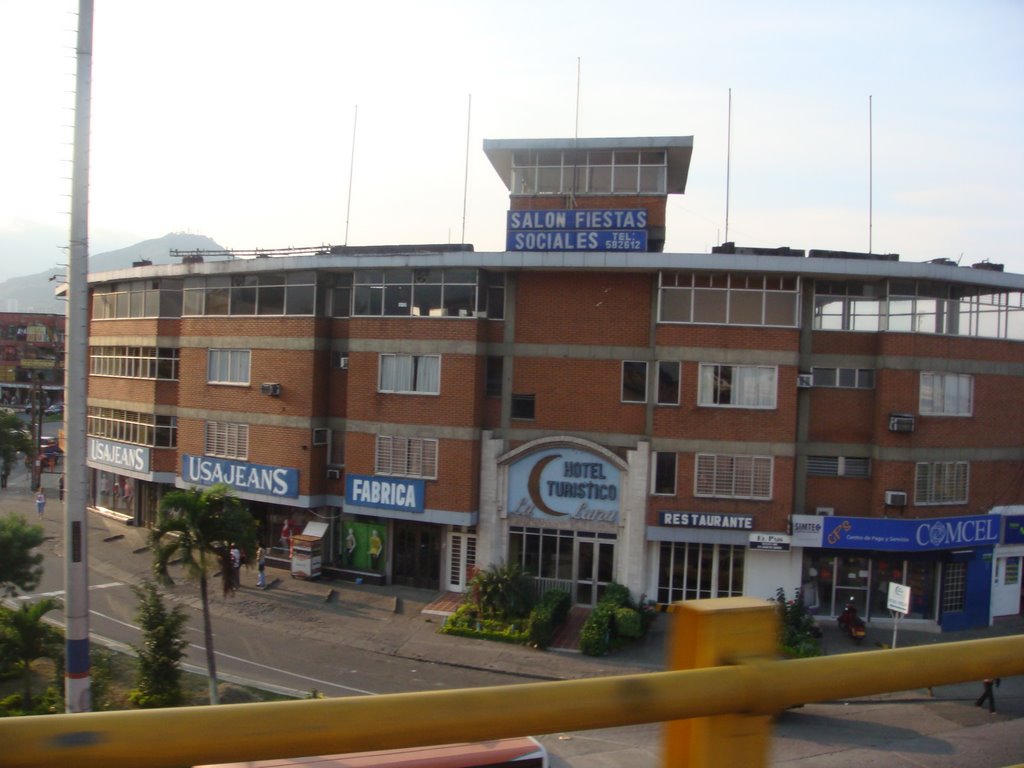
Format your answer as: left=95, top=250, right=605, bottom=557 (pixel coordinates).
left=837, top=599, right=866, bottom=644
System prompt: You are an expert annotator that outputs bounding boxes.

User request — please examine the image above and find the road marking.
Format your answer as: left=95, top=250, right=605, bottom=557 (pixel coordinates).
left=17, top=582, right=124, bottom=600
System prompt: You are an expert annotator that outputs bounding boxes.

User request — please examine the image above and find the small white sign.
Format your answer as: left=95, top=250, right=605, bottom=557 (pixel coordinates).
left=887, top=582, right=911, bottom=614
left=748, top=533, right=791, bottom=551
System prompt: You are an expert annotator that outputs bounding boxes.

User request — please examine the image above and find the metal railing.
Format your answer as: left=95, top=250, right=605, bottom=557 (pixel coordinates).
left=3, top=598, right=1022, bottom=768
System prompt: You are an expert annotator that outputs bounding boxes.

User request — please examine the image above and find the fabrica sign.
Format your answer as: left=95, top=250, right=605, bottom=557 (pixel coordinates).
left=182, top=454, right=298, bottom=498
left=790, top=514, right=1000, bottom=552
left=345, top=474, right=425, bottom=514
left=88, top=437, right=150, bottom=473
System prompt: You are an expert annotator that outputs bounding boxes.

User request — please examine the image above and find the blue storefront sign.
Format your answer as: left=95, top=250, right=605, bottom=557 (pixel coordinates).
left=88, top=437, right=150, bottom=473
left=792, top=514, right=1000, bottom=552
left=506, top=209, right=648, bottom=252
left=345, top=473, right=425, bottom=513
left=507, top=447, right=620, bottom=524
left=181, top=454, right=298, bottom=498
left=1004, top=515, right=1024, bottom=544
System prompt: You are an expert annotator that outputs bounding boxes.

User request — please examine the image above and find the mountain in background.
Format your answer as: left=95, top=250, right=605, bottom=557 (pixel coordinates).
left=0, top=232, right=223, bottom=314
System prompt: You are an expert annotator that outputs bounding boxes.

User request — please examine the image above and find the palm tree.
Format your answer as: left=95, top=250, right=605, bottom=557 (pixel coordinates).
left=150, top=483, right=257, bottom=705
left=0, top=597, right=64, bottom=710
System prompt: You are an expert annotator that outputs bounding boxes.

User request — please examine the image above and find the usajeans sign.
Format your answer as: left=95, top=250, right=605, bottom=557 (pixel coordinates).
left=88, top=437, right=150, bottom=473
left=181, top=454, right=299, bottom=498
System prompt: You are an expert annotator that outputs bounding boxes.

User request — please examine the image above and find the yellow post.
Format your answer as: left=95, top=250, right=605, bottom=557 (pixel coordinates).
left=664, top=596, right=778, bottom=767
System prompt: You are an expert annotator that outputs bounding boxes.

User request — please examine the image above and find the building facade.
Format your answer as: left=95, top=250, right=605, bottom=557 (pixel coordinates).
left=85, top=136, right=1024, bottom=631
left=0, top=312, right=65, bottom=409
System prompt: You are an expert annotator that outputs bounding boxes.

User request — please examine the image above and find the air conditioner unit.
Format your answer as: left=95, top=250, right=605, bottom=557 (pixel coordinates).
left=339, top=355, right=349, bottom=370
left=884, top=490, right=908, bottom=506
left=326, top=468, right=340, bottom=480
left=888, top=413, right=915, bottom=433
left=797, top=373, right=813, bottom=389
left=259, top=383, right=281, bottom=396
left=312, top=428, right=329, bottom=446
left=815, top=506, right=835, bottom=516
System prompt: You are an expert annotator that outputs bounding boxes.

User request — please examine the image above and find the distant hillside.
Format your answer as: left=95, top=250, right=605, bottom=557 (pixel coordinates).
left=0, top=233, right=223, bottom=314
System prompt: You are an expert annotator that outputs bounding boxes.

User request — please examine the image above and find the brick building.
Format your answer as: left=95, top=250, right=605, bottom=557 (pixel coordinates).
left=85, top=136, right=1024, bottom=631
left=0, top=312, right=65, bottom=409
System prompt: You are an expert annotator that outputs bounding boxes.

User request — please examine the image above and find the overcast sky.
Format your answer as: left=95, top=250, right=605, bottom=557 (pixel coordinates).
left=2, top=0, right=1022, bottom=278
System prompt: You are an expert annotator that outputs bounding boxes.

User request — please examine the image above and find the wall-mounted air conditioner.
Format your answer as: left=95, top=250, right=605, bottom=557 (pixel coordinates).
left=312, top=428, right=329, bottom=446
left=797, top=373, right=813, bottom=389
left=339, top=355, right=349, bottom=370
left=888, top=413, right=915, bottom=433
left=259, top=383, right=281, bottom=396
left=326, top=468, right=341, bottom=480
left=884, top=490, right=908, bottom=506
left=815, top=506, right=834, bottom=516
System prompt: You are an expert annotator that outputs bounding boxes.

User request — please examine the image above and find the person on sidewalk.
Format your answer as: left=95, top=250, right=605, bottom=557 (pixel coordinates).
left=230, top=545, right=242, bottom=588
left=256, top=546, right=266, bottom=589
left=35, top=487, right=46, bottom=518
left=975, top=677, right=1000, bottom=713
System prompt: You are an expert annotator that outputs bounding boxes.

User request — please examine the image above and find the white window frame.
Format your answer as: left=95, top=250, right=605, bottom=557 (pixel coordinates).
left=915, top=461, right=969, bottom=505
left=919, top=372, right=973, bottom=416
left=695, top=454, right=773, bottom=500
left=207, top=349, right=251, bottom=385
left=375, top=435, right=438, bottom=479
left=204, top=421, right=249, bottom=460
left=698, top=364, right=777, bottom=409
left=378, top=354, right=441, bottom=395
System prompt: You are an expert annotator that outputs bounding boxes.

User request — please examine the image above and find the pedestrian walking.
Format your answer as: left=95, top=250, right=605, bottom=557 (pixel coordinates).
left=230, top=545, right=242, bottom=588
left=58, top=473, right=65, bottom=501
left=256, top=546, right=266, bottom=589
left=975, top=678, right=1000, bottom=713
left=35, top=487, right=46, bottom=518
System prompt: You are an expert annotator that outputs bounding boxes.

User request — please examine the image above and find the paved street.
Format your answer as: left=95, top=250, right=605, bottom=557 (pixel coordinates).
left=2, top=460, right=1023, bottom=766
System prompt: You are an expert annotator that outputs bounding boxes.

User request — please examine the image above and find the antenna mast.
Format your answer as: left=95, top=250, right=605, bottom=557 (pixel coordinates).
left=724, top=88, right=732, bottom=245
left=461, top=94, right=471, bottom=244
left=571, top=57, right=581, bottom=209
left=344, top=105, right=358, bottom=246
left=868, top=94, right=873, bottom=253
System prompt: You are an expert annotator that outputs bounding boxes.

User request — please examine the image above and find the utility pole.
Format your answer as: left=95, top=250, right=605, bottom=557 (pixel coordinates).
left=64, top=0, right=93, bottom=713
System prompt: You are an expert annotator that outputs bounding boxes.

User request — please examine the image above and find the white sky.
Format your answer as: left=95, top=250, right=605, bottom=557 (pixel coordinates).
left=2, top=0, right=1023, bottom=276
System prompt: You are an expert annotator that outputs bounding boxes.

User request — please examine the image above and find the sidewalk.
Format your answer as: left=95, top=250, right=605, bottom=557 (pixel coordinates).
left=4, top=466, right=1023, bottom=687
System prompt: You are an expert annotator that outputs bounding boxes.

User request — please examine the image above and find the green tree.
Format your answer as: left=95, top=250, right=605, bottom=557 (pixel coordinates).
left=0, top=410, right=31, bottom=484
left=0, top=515, right=45, bottom=597
left=150, top=483, right=257, bottom=705
left=0, top=598, right=64, bottom=709
left=129, top=580, right=188, bottom=708
left=469, top=562, right=536, bottom=621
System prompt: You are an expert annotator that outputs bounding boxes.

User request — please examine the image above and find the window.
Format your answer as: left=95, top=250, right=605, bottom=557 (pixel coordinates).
left=375, top=435, right=438, bottom=479
left=508, top=526, right=576, bottom=581
left=652, top=451, right=677, bottom=495
left=811, top=367, right=875, bottom=389
left=511, top=394, right=535, bottom=420
left=91, top=279, right=183, bottom=319
left=208, top=349, right=250, bottom=385
left=329, top=274, right=352, bottom=318
left=353, top=269, right=488, bottom=318
left=312, top=428, right=329, bottom=446
left=698, top=364, right=777, bottom=408
left=205, top=422, right=249, bottom=459
left=183, top=272, right=316, bottom=316
left=485, top=356, right=503, bottom=398
left=915, top=461, right=968, bottom=505
left=659, top=272, right=799, bottom=328
left=378, top=354, right=440, bottom=394
left=621, top=361, right=648, bottom=403
left=328, top=430, right=345, bottom=467
left=510, top=148, right=667, bottom=196
left=87, top=407, right=176, bottom=447
left=807, top=456, right=871, bottom=478
left=657, top=361, right=680, bottom=405
left=920, top=372, right=973, bottom=416
left=90, top=346, right=179, bottom=380
left=695, top=454, right=772, bottom=499
left=941, top=562, right=967, bottom=613
left=657, top=542, right=745, bottom=604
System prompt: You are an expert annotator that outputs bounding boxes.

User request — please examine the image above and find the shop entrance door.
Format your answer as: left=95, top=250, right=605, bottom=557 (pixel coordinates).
left=445, top=531, right=477, bottom=593
left=574, top=538, right=614, bottom=607
left=992, top=555, right=1022, bottom=617
left=833, top=555, right=870, bottom=618
left=393, top=522, right=441, bottom=590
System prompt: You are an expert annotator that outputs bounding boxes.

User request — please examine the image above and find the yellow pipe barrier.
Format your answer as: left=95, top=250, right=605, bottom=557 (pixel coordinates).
left=0, top=600, right=1021, bottom=768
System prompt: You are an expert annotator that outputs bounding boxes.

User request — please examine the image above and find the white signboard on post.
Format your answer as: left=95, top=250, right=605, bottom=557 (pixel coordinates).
left=887, top=582, right=911, bottom=614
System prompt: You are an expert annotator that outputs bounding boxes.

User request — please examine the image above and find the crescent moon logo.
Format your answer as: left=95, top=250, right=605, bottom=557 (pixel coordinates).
left=527, top=454, right=566, bottom=516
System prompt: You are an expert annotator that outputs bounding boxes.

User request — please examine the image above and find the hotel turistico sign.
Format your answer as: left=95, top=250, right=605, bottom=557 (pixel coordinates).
left=506, top=209, right=648, bottom=252
left=507, top=448, right=620, bottom=524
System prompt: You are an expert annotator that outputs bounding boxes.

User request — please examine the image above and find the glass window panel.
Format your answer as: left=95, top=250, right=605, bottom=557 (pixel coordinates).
left=258, top=285, right=285, bottom=315
left=622, top=361, right=648, bottom=403
left=693, top=289, right=728, bottom=324
left=442, top=284, right=475, bottom=317
left=657, top=361, right=680, bottom=405
left=384, top=284, right=413, bottom=315
left=764, top=292, right=798, bottom=326
left=353, top=285, right=383, bottom=315
left=728, top=290, right=763, bottom=325
left=285, top=285, right=315, bottom=315
left=659, top=288, right=692, bottom=322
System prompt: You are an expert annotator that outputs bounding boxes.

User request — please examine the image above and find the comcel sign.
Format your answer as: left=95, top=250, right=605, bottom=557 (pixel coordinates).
left=791, top=513, right=1000, bottom=552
